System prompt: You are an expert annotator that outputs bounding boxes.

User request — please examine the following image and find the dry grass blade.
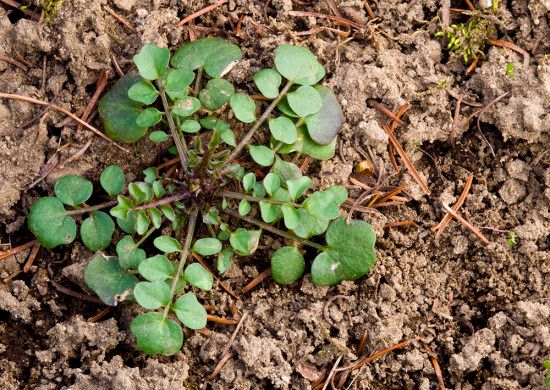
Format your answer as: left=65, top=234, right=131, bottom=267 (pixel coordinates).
left=242, top=267, right=271, bottom=294
left=433, top=173, right=473, bottom=235
left=357, top=330, right=368, bottom=355
left=442, top=204, right=490, bottom=245
left=470, top=92, right=510, bottom=157
left=77, top=70, right=108, bottom=132
left=382, top=124, right=431, bottom=195
left=422, top=342, right=446, bottom=390
left=0, top=240, right=35, bottom=260
left=59, top=140, right=92, bottom=168
left=487, top=38, right=529, bottom=68
left=27, top=152, right=60, bottom=189
left=209, top=311, right=249, bottom=379
left=178, top=0, right=228, bottom=27
left=384, top=220, right=417, bottom=228
left=388, top=102, right=412, bottom=172
left=364, top=0, right=376, bottom=20
left=0, top=93, right=129, bottom=152
left=373, top=184, right=409, bottom=206
left=288, top=10, right=365, bottom=30
left=104, top=6, right=136, bottom=31
left=88, top=307, right=112, bottom=323
left=207, top=315, right=239, bottom=325
left=23, top=241, right=40, bottom=273
left=0, top=53, right=28, bottom=72
left=367, top=99, right=405, bottom=125
left=335, top=337, right=419, bottom=372
left=110, top=52, right=125, bottom=77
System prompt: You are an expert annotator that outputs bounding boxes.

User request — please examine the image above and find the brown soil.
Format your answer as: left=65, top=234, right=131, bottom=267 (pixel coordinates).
left=1, top=0, right=549, bottom=389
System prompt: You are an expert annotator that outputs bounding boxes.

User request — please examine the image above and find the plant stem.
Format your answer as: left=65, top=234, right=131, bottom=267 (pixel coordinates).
left=157, top=80, right=189, bottom=172
left=222, top=208, right=327, bottom=251
left=136, top=225, right=158, bottom=247
left=163, top=208, right=198, bottom=319
left=214, top=190, right=300, bottom=208
left=224, top=80, right=293, bottom=165
left=66, top=200, right=119, bottom=215
left=193, top=67, right=203, bottom=96
left=130, top=191, right=191, bottom=211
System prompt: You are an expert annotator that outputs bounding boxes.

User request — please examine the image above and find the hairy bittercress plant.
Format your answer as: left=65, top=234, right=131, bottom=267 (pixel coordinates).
left=27, top=38, right=377, bottom=356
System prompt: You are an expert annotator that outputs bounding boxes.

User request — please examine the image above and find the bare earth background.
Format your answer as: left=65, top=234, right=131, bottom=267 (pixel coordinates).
left=0, top=0, right=549, bottom=388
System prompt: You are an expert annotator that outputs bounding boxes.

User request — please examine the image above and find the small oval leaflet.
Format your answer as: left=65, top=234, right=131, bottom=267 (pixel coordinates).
left=274, top=45, right=325, bottom=85
left=153, top=236, right=182, bottom=253
left=287, top=85, right=322, bottom=118
left=192, top=237, right=223, bottom=256
left=248, top=145, right=274, bottom=167
left=253, top=68, right=282, bottom=99
left=173, top=292, right=207, bottom=330
left=229, top=93, right=256, bottom=123
left=100, top=165, right=125, bottom=197
left=27, top=197, right=77, bottom=249
left=138, top=255, right=175, bottom=281
left=137, top=108, right=162, bottom=127
left=80, top=211, right=115, bottom=251
left=269, top=116, right=297, bottom=144
left=133, top=44, right=170, bottom=80
left=130, top=312, right=183, bottom=356
left=133, top=280, right=172, bottom=310
left=271, top=246, right=305, bottom=285
left=54, top=175, right=93, bottom=207
left=184, top=263, right=213, bottom=291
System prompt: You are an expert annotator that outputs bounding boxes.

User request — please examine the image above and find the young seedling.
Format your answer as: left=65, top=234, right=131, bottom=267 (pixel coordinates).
left=545, top=360, right=550, bottom=388
left=27, top=38, right=377, bottom=356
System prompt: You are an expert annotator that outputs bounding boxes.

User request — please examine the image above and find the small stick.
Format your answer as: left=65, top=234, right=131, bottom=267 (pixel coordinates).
left=27, top=151, right=60, bottom=189
left=357, top=330, right=368, bottom=355
left=465, top=55, right=480, bottom=74
left=190, top=252, right=241, bottom=301
left=241, top=267, right=271, bottom=294
left=3, top=271, right=21, bottom=283
left=209, top=311, right=249, bottom=379
left=207, top=314, right=239, bottom=325
left=288, top=10, right=365, bottom=30
left=367, top=99, right=404, bottom=125
left=364, top=0, right=376, bottom=20
left=104, top=6, right=136, bottom=31
left=382, top=124, right=431, bottom=195
left=442, top=204, right=490, bottom=245
left=387, top=102, right=412, bottom=172
left=335, top=337, right=419, bottom=372
left=384, top=220, right=417, bottom=228
left=433, top=173, right=473, bottom=235
left=77, top=69, right=108, bottom=132
left=464, top=0, right=475, bottom=11
left=58, top=140, right=92, bottom=169
left=157, top=156, right=179, bottom=169
left=486, top=38, right=529, bottom=69
left=178, top=0, right=228, bottom=27
left=88, top=307, right=112, bottom=322
left=422, top=342, right=446, bottom=390
left=449, top=95, right=464, bottom=139
left=441, top=0, right=450, bottom=28
left=0, top=53, right=28, bottom=72
left=110, top=52, right=125, bottom=77
left=324, top=0, right=342, bottom=17
left=321, top=355, right=343, bottom=390
left=0, top=240, right=35, bottom=261
left=374, top=184, right=409, bottom=205
left=0, top=93, right=129, bottom=152
left=50, top=280, right=102, bottom=303
left=471, top=91, right=510, bottom=157
left=349, top=176, right=371, bottom=191
left=23, top=241, right=40, bottom=273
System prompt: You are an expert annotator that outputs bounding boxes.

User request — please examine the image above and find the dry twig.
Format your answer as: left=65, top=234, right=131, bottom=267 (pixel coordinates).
left=209, top=311, right=249, bottom=379
left=178, top=0, right=228, bottom=27
left=433, top=173, right=473, bottom=236
left=23, top=241, right=40, bottom=273
left=0, top=240, right=35, bottom=260
left=442, top=204, right=490, bottom=245
left=242, top=267, right=271, bottom=294
left=77, top=70, right=108, bottom=132
left=288, top=10, right=365, bottom=30
left=422, top=342, right=446, bottom=390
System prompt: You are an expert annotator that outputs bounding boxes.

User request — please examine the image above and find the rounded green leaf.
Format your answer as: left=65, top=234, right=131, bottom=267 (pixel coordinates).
left=134, top=280, right=171, bottom=310
left=229, top=93, right=256, bottom=123
left=149, top=131, right=170, bottom=142
left=269, top=116, right=297, bottom=144
left=171, top=37, right=242, bottom=78
left=248, top=145, right=274, bottom=167
left=84, top=253, right=138, bottom=306
left=80, top=211, right=115, bottom=251
left=100, top=165, right=125, bottom=197
left=153, top=236, right=182, bottom=253
left=311, top=217, right=376, bottom=285
left=281, top=204, right=300, bottom=229
left=304, top=85, right=343, bottom=145
left=260, top=201, right=281, bottom=223
left=99, top=74, right=149, bottom=143
left=138, top=255, right=175, bottom=281
left=137, top=108, right=162, bottom=127
left=217, top=248, right=233, bottom=273
left=271, top=246, right=305, bottom=285
left=274, top=45, right=325, bottom=85
left=128, top=80, right=159, bottom=105
left=116, top=235, right=147, bottom=269
left=172, top=96, right=201, bottom=117
left=253, top=68, right=282, bottom=99
left=199, top=79, right=235, bottom=110
left=229, top=228, right=261, bottom=256
left=242, top=172, right=256, bottom=192
left=287, top=176, right=312, bottom=200
left=291, top=209, right=329, bottom=239
left=28, top=197, right=77, bottom=249
left=54, top=175, right=93, bottom=206
left=238, top=199, right=252, bottom=216
left=263, top=173, right=281, bottom=196
left=303, top=186, right=348, bottom=221
left=273, top=156, right=302, bottom=182
left=173, top=292, right=207, bottom=329
left=192, top=237, right=222, bottom=256
left=130, top=312, right=183, bottom=356
left=184, top=263, right=213, bottom=291
left=133, top=44, right=170, bottom=80
left=279, top=126, right=336, bottom=160
left=287, top=85, right=322, bottom=118
left=163, top=68, right=194, bottom=100
left=117, top=211, right=137, bottom=234
left=179, top=119, right=201, bottom=133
